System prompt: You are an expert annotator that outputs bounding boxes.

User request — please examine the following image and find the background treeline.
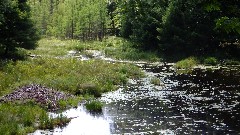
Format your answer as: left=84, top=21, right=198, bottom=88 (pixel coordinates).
left=29, top=0, right=108, bottom=41
left=1, top=0, right=239, bottom=60
left=108, top=0, right=240, bottom=60
left=29, top=0, right=239, bottom=60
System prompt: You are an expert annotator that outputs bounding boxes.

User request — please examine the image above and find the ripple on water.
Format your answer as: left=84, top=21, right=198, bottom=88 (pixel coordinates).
left=34, top=62, right=240, bottom=134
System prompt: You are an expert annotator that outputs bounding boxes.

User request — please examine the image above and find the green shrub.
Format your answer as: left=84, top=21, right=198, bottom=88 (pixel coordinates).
left=85, top=100, right=103, bottom=112
left=204, top=57, right=218, bottom=66
left=39, top=112, right=70, bottom=129
left=175, top=57, right=198, bottom=69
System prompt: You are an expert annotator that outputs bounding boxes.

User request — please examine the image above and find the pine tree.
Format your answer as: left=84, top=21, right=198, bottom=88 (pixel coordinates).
left=0, top=0, right=39, bottom=58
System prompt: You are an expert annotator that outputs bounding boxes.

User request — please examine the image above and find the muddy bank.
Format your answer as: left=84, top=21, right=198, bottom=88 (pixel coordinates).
left=0, top=84, right=73, bottom=111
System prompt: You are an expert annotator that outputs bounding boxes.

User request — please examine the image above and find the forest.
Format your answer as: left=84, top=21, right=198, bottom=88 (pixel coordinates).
left=0, top=0, right=239, bottom=61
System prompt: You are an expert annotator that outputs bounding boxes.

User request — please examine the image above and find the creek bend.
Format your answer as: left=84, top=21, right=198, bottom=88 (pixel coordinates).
left=32, top=54, right=240, bottom=135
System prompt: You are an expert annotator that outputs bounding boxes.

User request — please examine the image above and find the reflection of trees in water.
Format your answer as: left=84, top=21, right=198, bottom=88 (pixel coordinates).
left=167, top=66, right=240, bottom=133
left=103, top=64, right=240, bottom=134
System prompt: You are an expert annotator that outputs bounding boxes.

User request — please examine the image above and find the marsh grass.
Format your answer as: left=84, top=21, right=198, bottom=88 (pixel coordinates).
left=29, top=38, right=106, bottom=57
left=29, top=38, right=70, bottom=57
left=103, top=37, right=160, bottom=62
left=85, top=100, right=103, bottom=112
left=174, top=57, right=199, bottom=69
left=58, top=96, right=83, bottom=110
left=0, top=37, right=144, bottom=134
left=0, top=102, right=70, bottom=134
left=0, top=58, right=143, bottom=97
left=75, top=83, right=102, bottom=97
left=29, top=37, right=161, bottom=62
left=39, top=112, right=71, bottom=130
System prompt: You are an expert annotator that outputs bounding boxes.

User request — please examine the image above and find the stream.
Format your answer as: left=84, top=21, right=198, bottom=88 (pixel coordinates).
left=32, top=51, right=240, bottom=135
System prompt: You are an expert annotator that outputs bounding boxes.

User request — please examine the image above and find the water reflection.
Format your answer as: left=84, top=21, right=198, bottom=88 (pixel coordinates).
left=101, top=64, right=240, bottom=135
left=33, top=64, right=240, bottom=135
left=32, top=105, right=111, bottom=135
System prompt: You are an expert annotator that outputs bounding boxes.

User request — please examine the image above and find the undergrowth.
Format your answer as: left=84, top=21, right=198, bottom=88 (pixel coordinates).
left=103, top=36, right=160, bottom=62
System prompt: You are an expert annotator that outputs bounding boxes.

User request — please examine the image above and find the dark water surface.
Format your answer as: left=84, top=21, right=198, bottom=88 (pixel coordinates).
left=101, top=64, right=240, bottom=135
left=33, top=63, right=240, bottom=135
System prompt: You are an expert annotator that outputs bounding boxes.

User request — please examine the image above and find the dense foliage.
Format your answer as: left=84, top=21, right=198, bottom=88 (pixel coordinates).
left=29, top=0, right=108, bottom=40
left=0, top=0, right=239, bottom=59
left=0, top=0, right=39, bottom=58
left=159, top=0, right=239, bottom=59
left=109, top=0, right=240, bottom=60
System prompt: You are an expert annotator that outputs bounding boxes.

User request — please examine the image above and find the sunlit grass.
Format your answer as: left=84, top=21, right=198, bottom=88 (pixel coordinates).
left=0, top=37, right=145, bottom=134
left=29, top=38, right=106, bottom=57
left=0, top=102, right=70, bottom=134
left=29, top=38, right=70, bottom=57
left=29, top=37, right=161, bottom=62
left=0, top=58, right=143, bottom=97
left=174, top=57, right=199, bottom=69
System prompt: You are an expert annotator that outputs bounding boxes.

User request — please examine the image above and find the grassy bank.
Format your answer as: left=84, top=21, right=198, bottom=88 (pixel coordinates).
left=0, top=37, right=145, bottom=134
left=0, top=102, right=71, bottom=134
left=1, top=37, right=145, bottom=96
left=0, top=58, right=143, bottom=97
left=174, top=56, right=240, bottom=70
